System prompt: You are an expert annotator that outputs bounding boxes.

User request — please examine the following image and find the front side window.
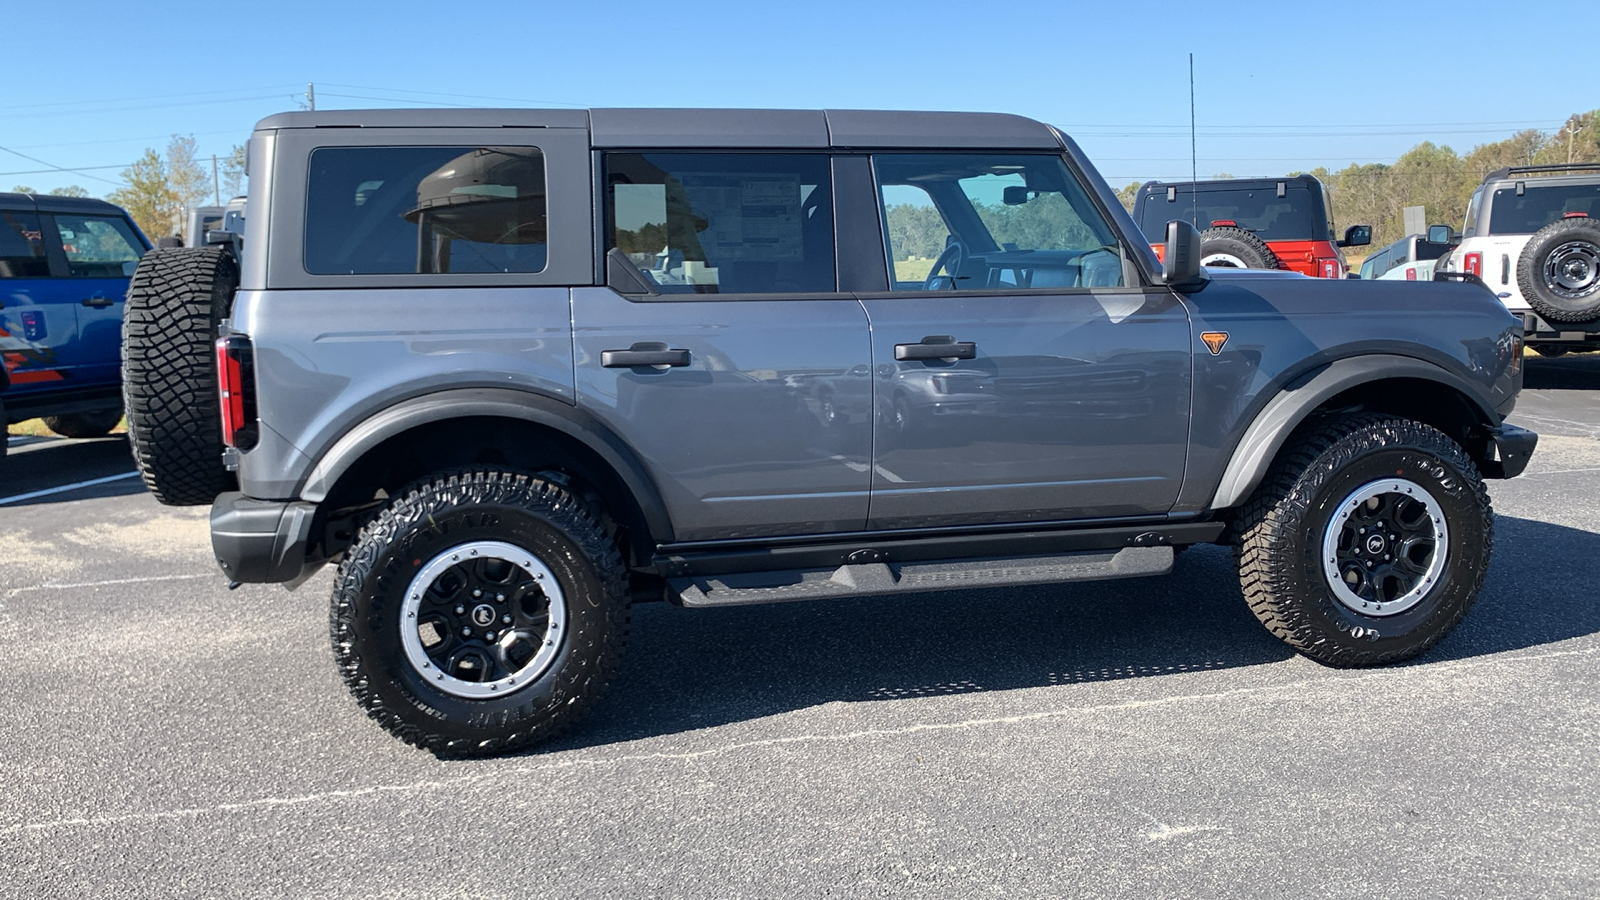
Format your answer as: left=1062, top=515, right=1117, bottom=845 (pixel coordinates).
left=53, top=214, right=145, bottom=277
left=305, top=146, right=547, bottom=275
left=605, top=152, right=834, bottom=294
left=0, top=210, right=49, bottom=278
left=875, top=153, right=1123, bottom=291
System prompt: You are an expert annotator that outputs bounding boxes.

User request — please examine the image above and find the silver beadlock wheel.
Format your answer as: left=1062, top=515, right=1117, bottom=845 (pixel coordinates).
left=1321, top=478, right=1449, bottom=617
left=400, top=540, right=568, bottom=699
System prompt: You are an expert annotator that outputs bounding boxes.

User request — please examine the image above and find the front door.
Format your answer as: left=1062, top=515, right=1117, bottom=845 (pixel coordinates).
left=574, top=151, right=872, bottom=542
left=861, top=152, right=1192, bottom=530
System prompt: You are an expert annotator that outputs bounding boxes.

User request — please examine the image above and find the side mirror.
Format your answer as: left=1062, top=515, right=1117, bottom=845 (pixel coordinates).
left=1426, top=224, right=1453, bottom=244
left=1161, top=220, right=1210, bottom=293
left=1338, top=224, right=1372, bottom=248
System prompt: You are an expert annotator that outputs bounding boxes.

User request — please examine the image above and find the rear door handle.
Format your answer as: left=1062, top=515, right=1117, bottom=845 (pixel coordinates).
left=601, top=342, right=691, bottom=368
left=81, top=296, right=116, bottom=308
left=895, top=336, right=976, bottom=361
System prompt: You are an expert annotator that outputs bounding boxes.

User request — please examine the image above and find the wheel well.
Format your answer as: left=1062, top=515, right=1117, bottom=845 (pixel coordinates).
left=317, top=415, right=658, bottom=569
left=1302, top=376, right=1495, bottom=467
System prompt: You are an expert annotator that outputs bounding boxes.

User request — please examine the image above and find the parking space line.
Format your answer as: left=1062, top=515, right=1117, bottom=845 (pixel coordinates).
left=0, top=471, right=141, bottom=507
left=6, top=573, right=212, bottom=597
left=3, top=642, right=1593, bottom=838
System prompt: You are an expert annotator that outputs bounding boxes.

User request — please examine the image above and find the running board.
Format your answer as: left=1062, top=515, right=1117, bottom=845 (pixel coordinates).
left=668, top=546, right=1172, bottom=608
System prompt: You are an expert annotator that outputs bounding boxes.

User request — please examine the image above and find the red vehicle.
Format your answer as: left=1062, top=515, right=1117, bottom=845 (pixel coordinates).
left=1134, top=174, right=1370, bottom=277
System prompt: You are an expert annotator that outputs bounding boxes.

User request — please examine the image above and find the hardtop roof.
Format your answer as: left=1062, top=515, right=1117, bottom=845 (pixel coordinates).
left=0, top=191, right=130, bottom=215
left=251, top=107, right=1063, bottom=150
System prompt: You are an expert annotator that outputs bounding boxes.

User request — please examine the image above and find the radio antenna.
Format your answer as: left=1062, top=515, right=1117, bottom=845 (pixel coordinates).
left=1189, top=53, right=1198, bottom=227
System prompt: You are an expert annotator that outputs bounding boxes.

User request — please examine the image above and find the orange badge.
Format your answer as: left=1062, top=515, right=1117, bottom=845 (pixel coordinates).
left=1201, top=332, right=1229, bottom=355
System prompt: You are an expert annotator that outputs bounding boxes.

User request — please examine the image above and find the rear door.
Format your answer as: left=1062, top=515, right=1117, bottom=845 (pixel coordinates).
left=573, top=150, right=872, bottom=542
left=0, top=205, right=76, bottom=394
left=859, top=152, right=1192, bottom=530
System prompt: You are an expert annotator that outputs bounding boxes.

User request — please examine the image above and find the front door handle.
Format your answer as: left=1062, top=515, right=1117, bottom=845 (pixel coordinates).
left=895, top=336, right=976, bottom=361
left=81, top=296, right=116, bottom=308
left=601, top=342, right=691, bottom=368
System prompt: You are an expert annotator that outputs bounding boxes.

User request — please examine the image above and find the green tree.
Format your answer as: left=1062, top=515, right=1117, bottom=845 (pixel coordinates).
left=9, top=185, right=35, bottom=193
left=1115, top=181, right=1139, bottom=212
left=49, top=185, right=91, bottom=198
left=220, top=143, right=247, bottom=200
left=108, top=135, right=211, bottom=241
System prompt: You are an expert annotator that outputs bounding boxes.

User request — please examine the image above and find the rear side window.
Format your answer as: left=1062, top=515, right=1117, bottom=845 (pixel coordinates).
left=604, top=152, right=834, bottom=294
left=53, top=214, right=146, bottom=277
left=1139, top=184, right=1322, bottom=242
left=305, top=146, right=547, bottom=275
left=0, top=210, right=49, bottom=278
left=1487, top=183, right=1600, bottom=235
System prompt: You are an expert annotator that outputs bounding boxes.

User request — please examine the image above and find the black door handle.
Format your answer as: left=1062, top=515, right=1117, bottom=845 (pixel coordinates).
left=81, top=296, right=116, bottom=308
left=602, top=342, right=691, bottom=368
left=895, top=336, right=976, bottom=361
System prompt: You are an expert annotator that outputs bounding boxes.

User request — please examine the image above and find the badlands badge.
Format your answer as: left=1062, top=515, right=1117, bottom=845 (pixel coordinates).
left=1201, top=331, right=1229, bottom=355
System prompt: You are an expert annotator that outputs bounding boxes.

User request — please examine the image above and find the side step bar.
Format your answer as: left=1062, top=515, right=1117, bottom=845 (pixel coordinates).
left=669, top=546, right=1173, bottom=608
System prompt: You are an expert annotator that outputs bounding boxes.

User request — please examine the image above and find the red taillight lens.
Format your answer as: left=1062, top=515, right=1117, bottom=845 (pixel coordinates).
left=1464, top=252, right=1483, bottom=277
left=1406, top=267, right=1417, bottom=281
left=1320, top=259, right=1339, bottom=278
left=216, top=334, right=256, bottom=450
left=1210, top=219, right=1237, bottom=228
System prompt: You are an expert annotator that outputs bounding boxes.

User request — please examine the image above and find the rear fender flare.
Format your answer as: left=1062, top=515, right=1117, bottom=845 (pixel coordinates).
left=1210, top=355, right=1496, bottom=510
left=298, top=388, right=673, bottom=543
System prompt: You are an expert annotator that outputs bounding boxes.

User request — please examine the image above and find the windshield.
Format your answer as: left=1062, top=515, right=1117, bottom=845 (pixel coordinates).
left=1139, top=183, right=1327, bottom=242
left=1487, top=183, right=1600, bottom=235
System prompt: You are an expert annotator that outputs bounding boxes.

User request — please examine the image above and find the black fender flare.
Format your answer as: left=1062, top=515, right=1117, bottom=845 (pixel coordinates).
left=297, top=387, right=674, bottom=543
left=1209, top=355, right=1497, bottom=510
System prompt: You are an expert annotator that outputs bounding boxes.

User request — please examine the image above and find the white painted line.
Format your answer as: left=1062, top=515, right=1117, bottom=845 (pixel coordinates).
left=6, top=573, right=212, bottom=597
left=2, top=642, right=1592, bottom=837
left=0, top=471, right=142, bottom=506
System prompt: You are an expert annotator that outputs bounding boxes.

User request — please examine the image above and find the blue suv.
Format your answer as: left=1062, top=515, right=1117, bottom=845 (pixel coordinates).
left=1, top=192, right=149, bottom=465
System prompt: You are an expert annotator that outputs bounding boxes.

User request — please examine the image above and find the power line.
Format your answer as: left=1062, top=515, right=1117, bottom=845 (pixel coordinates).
left=0, top=164, right=130, bottom=177
left=0, top=144, right=123, bottom=187
left=0, top=84, right=301, bottom=113
left=0, top=94, right=295, bottom=122
left=318, top=82, right=588, bottom=108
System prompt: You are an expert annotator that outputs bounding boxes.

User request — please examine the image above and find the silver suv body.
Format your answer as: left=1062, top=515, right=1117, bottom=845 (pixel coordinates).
left=128, top=108, right=1536, bottom=755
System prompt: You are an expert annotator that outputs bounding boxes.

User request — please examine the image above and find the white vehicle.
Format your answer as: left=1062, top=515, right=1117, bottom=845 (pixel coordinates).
left=1361, top=229, right=1453, bottom=282
left=1437, top=164, right=1600, bottom=354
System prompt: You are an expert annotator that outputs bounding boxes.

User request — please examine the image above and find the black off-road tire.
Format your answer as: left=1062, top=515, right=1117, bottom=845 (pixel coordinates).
left=122, top=247, right=238, bottom=506
left=1199, top=226, right=1281, bottom=270
left=1533, top=344, right=1570, bottom=358
left=330, top=468, right=630, bottom=757
left=1234, top=414, right=1492, bottom=667
left=42, top=408, right=124, bottom=439
left=1517, top=216, right=1600, bottom=324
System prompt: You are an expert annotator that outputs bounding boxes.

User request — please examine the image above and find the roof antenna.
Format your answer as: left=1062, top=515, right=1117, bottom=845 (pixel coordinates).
left=1189, top=52, right=1198, bottom=228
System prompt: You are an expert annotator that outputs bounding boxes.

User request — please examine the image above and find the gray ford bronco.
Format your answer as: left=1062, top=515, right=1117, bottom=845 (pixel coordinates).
left=122, top=108, right=1537, bottom=756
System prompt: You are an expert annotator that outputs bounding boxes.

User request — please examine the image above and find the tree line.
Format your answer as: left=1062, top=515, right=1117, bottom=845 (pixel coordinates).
left=1115, top=108, right=1600, bottom=248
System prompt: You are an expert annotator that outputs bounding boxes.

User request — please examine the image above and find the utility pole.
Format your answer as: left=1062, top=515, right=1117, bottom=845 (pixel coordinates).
left=212, top=154, right=220, bottom=206
left=307, top=82, right=316, bottom=111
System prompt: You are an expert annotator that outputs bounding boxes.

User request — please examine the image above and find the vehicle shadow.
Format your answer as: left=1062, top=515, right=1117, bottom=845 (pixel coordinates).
left=0, top=434, right=144, bottom=506
left=552, top=514, right=1598, bottom=751
left=1522, top=352, right=1600, bottom=390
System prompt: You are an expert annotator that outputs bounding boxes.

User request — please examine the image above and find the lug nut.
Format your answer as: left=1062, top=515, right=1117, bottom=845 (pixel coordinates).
left=496, top=593, right=506, bottom=603
left=455, top=605, right=465, bottom=615
left=473, top=589, right=483, bottom=598
left=502, top=615, right=512, bottom=624
left=461, top=627, right=472, bottom=637
left=486, top=631, right=497, bottom=641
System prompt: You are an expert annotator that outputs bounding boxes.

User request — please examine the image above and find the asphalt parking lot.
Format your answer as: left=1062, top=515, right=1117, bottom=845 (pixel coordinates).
left=2, top=353, right=1597, bottom=899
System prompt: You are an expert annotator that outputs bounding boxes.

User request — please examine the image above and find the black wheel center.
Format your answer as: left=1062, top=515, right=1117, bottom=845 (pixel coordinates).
left=470, top=604, right=496, bottom=627
left=1365, top=533, right=1387, bottom=555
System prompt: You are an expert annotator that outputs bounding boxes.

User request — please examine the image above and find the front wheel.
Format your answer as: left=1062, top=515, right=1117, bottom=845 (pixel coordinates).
left=1235, top=414, right=1492, bottom=667
left=330, top=468, right=630, bottom=756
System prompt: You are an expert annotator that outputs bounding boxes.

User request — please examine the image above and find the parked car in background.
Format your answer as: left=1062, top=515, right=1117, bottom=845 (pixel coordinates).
left=1133, top=174, right=1370, bottom=277
left=1, top=191, right=148, bottom=471
left=1360, top=227, right=1455, bottom=281
left=1436, top=164, right=1600, bottom=355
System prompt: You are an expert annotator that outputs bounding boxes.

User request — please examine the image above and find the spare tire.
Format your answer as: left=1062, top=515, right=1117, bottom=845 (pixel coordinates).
left=1517, top=216, right=1600, bottom=324
left=1199, top=226, right=1281, bottom=270
left=123, top=247, right=238, bottom=506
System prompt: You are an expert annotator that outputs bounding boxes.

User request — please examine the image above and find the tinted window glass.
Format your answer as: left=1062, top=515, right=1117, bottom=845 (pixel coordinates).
left=305, top=146, right=547, bottom=275
left=605, top=152, right=833, bottom=294
left=54, top=214, right=145, bottom=277
left=1488, top=183, right=1600, bottom=235
left=1138, top=184, right=1322, bottom=242
left=0, top=210, right=49, bottom=278
left=875, top=153, right=1122, bottom=291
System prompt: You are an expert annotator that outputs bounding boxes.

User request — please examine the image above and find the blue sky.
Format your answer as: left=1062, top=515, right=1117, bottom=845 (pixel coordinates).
left=2, top=0, right=1592, bottom=198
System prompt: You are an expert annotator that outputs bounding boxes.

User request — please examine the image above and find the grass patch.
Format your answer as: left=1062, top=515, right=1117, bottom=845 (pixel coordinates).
left=5, top=417, right=127, bottom=438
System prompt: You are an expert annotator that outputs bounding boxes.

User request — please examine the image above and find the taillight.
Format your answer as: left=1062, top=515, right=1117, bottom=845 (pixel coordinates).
left=1210, top=219, right=1237, bottom=228
left=1320, top=259, right=1339, bottom=278
left=1464, top=252, right=1483, bottom=277
left=216, top=333, right=258, bottom=451
left=1405, top=267, right=1416, bottom=281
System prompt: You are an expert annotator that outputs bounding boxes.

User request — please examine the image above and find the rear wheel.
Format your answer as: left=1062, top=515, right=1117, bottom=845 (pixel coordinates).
left=330, top=468, right=630, bottom=757
left=122, top=247, right=238, bottom=506
left=1235, top=414, right=1491, bottom=666
left=43, top=408, right=124, bottom=439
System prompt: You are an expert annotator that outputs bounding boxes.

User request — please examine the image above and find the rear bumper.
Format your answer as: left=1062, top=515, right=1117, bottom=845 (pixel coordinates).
left=209, top=492, right=320, bottom=584
left=1521, top=312, right=1600, bottom=342
left=1485, top=423, right=1538, bottom=479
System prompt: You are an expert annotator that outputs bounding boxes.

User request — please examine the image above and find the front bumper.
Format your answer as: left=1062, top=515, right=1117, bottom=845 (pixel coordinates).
left=210, top=492, right=320, bottom=584
left=1485, top=423, right=1538, bottom=479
